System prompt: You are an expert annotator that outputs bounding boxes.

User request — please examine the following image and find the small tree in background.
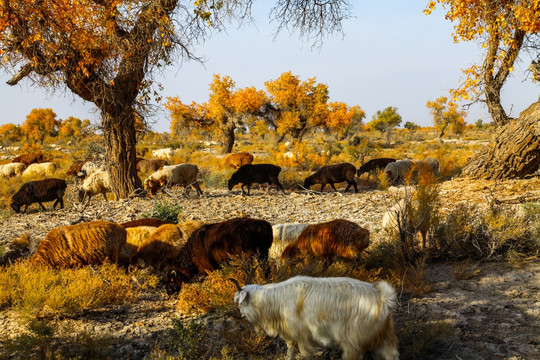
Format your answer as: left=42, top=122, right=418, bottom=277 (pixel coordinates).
left=367, top=106, right=402, bottom=144
left=426, top=97, right=467, bottom=140
left=265, top=71, right=330, bottom=143
left=21, top=108, right=59, bottom=145
left=325, top=102, right=365, bottom=140
left=166, top=74, right=269, bottom=154
left=0, top=123, right=22, bottom=145
left=404, top=121, right=420, bottom=132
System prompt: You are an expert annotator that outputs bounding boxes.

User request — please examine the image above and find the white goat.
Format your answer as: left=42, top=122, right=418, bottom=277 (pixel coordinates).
left=270, top=223, right=310, bottom=262
left=233, top=276, right=399, bottom=360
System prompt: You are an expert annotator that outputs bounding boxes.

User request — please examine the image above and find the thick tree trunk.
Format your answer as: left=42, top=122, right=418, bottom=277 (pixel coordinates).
left=221, top=125, right=235, bottom=154
left=102, top=110, right=143, bottom=199
left=463, top=101, right=540, bottom=180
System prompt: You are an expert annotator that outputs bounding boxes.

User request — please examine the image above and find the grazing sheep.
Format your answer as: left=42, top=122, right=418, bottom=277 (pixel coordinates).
left=76, top=161, right=106, bottom=181
left=12, top=152, right=44, bottom=167
left=119, top=226, right=159, bottom=266
left=166, top=217, right=273, bottom=294
left=11, top=178, right=67, bottom=213
left=151, top=148, right=181, bottom=160
left=29, top=220, right=127, bottom=268
left=136, top=158, right=168, bottom=173
left=22, top=162, right=57, bottom=178
left=281, top=219, right=370, bottom=262
left=384, top=159, right=414, bottom=184
left=78, top=170, right=114, bottom=204
left=413, top=157, right=440, bottom=179
left=221, top=152, right=254, bottom=169
left=232, top=276, right=399, bottom=360
left=136, top=220, right=205, bottom=271
left=121, top=218, right=172, bottom=229
left=227, top=164, right=284, bottom=195
left=144, top=164, right=203, bottom=196
left=65, top=159, right=91, bottom=177
left=304, top=162, right=358, bottom=193
left=270, top=223, right=310, bottom=261
left=0, top=162, right=26, bottom=178
left=357, top=158, right=396, bottom=178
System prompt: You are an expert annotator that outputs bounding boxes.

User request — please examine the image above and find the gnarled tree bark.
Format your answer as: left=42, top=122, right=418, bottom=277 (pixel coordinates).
left=463, top=100, right=540, bottom=179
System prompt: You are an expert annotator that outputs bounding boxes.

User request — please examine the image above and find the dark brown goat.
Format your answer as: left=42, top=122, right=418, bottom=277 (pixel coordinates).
left=356, top=158, right=396, bottom=178
left=121, top=218, right=172, bottom=229
left=304, top=163, right=358, bottom=193
left=166, top=217, right=273, bottom=294
left=281, top=219, right=370, bottom=262
left=12, top=152, right=44, bottom=167
left=11, top=178, right=67, bottom=213
left=29, top=220, right=127, bottom=268
left=136, top=159, right=168, bottom=173
left=227, top=164, right=284, bottom=195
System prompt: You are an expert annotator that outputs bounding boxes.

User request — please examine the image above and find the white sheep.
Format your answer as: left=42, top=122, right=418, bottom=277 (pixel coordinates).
left=0, top=162, right=26, bottom=177
left=384, top=159, right=413, bottom=184
left=144, top=163, right=202, bottom=196
left=233, top=276, right=399, bottom=360
left=22, top=162, right=57, bottom=178
left=78, top=170, right=114, bottom=204
left=151, top=148, right=181, bottom=160
left=77, top=161, right=106, bottom=180
left=270, top=223, right=310, bottom=262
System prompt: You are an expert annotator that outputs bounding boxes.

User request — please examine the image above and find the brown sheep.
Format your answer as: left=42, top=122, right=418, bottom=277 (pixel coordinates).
left=29, top=221, right=127, bottom=268
left=12, top=152, right=44, bottom=167
left=221, top=152, right=254, bottom=169
left=135, top=220, right=205, bottom=271
left=66, top=159, right=91, bottom=177
left=121, top=218, right=172, bottom=229
left=136, top=159, right=168, bottom=173
left=119, top=226, right=159, bottom=265
left=304, top=163, right=358, bottom=193
left=281, top=219, right=370, bottom=262
left=166, top=217, right=273, bottom=294
left=357, top=158, right=396, bottom=178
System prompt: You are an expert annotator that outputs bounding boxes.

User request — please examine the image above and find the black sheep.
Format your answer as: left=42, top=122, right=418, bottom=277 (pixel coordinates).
left=356, top=158, right=396, bottom=177
left=304, top=162, right=358, bottom=193
left=10, top=178, right=67, bottom=213
left=227, top=164, right=285, bottom=195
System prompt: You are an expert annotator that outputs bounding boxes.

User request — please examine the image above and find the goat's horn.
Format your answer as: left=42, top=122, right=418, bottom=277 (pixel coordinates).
left=228, top=278, right=242, bottom=291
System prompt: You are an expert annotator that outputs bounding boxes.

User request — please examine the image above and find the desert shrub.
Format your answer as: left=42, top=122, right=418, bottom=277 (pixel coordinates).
left=397, top=319, right=457, bottom=359
left=201, top=167, right=231, bottom=189
left=2, top=319, right=121, bottom=360
left=176, top=262, right=246, bottom=315
left=0, top=261, right=156, bottom=319
left=143, top=198, right=182, bottom=224
left=433, top=202, right=537, bottom=260
left=377, top=169, right=391, bottom=190
left=170, top=318, right=208, bottom=360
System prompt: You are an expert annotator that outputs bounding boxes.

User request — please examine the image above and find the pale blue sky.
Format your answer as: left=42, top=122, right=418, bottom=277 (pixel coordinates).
left=1, top=1, right=538, bottom=134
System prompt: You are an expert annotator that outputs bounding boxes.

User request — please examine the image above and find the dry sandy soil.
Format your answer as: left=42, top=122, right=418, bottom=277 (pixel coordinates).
left=0, top=177, right=539, bottom=359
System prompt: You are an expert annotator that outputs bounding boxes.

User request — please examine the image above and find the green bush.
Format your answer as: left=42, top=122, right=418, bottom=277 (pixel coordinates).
left=143, top=199, right=182, bottom=224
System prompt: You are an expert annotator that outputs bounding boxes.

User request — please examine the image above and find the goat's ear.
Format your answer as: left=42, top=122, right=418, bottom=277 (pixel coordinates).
left=235, top=290, right=249, bottom=305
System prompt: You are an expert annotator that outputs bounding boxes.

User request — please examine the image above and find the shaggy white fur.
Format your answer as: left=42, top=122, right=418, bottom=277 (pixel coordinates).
left=234, top=276, right=399, bottom=360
